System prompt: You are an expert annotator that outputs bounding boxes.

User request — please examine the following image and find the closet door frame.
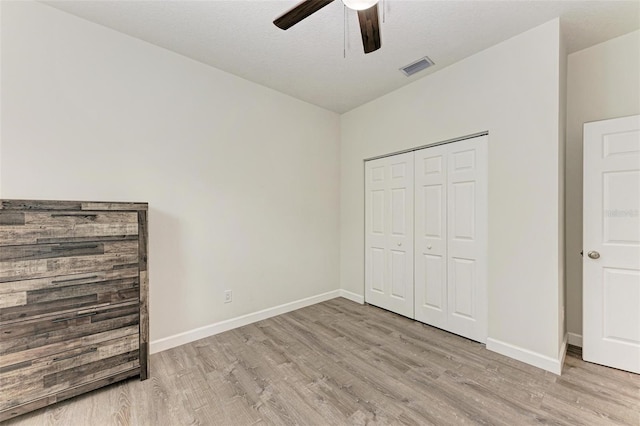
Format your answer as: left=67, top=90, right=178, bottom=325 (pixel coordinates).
left=364, top=132, right=488, bottom=343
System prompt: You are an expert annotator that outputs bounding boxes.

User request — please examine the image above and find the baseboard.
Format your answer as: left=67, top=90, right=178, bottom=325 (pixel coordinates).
left=339, top=289, right=365, bottom=304
left=486, top=337, right=565, bottom=375
left=150, top=289, right=341, bottom=354
left=568, top=332, right=583, bottom=347
left=558, top=333, right=568, bottom=374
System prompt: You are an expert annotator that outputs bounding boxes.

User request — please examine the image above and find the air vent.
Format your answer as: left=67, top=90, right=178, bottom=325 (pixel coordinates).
left=400, top=56, right=435, bottom=77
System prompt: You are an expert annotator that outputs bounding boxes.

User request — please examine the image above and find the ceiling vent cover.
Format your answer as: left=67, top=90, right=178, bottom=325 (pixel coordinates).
left=400, top=56, right=435, bottom=77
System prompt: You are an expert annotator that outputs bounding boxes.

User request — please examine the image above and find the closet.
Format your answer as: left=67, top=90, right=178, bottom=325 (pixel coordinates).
left=365, top=135, right=488, bottom=343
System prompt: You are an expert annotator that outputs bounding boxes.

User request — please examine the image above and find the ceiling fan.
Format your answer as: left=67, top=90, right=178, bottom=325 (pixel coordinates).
left=273, top=0, right=382, bottom=54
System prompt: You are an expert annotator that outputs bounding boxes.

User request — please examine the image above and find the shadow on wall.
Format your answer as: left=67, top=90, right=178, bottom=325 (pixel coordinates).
left=147, top=206, right=187, bottom=343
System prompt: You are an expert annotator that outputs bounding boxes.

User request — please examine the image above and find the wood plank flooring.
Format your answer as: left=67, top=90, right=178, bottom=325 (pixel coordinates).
left=4, top=298, right=639, bottom=425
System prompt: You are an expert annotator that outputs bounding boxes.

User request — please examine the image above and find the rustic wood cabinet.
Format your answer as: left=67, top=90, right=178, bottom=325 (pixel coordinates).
left=0, top=200, right=149, bottom=421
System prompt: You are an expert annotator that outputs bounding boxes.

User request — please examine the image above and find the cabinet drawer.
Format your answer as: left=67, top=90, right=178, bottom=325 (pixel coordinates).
left=0, top=267, right=140, bottom=323
left=0, top=211, right=138, bottom=246
left=0, top=240, right=139, bottom=283
left=1, top=334, right=139, bottom=411
left=1, top=303, right=140, bottom=369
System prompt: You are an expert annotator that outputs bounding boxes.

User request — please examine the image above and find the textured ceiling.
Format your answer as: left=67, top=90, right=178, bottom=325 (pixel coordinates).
left=43, top=0, right=640, bottom=113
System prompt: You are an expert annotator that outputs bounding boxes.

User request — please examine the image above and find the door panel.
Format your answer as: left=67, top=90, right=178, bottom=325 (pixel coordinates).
left=415, top=145, right=448, bottom=328
left=371, top=190, right=385, bottom=234
left=603, top=268, right=640, bottom=343
left=365, top=153, right=414, bottom=318
left=452, top=182, right=476, bottom=240
left=370, top=248, right=385, bottom=293
left=447, top=136, right=488, bottom=342
left=391, top=250, right=406, bottom=298
left=391, top=188, right=408, bottom=235
left=422, top=254, right=444, bottom=309
left=451, top=257, right=475, bottom=319
left=583, top=115, right=640, bottom=374
left=603, top=171, right=640, bottom=243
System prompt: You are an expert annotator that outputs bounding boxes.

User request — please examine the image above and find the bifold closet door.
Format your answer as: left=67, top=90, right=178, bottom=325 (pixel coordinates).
left=365, top=152, right=414, bottom=318
left=415, top=136, right=488, bottom=343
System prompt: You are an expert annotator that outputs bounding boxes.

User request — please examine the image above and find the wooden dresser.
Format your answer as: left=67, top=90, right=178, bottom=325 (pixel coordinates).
left=0, top=200, right=149, bottom=421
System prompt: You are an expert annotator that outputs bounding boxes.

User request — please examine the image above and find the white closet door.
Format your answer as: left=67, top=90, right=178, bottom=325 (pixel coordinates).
left=446, top=136, right=488, bottom=343
left=414, top=144, right=449, bottom=329
left=365, top=152, right=414, bottom=318
left=414, top=136, right=488, bottom=343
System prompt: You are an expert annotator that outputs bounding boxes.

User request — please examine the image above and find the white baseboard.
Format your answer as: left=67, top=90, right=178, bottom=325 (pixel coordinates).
left=486, top=337, right=566, bottom=375
left=150, top=290, right=341, bottom=354
left=339, top=289, right=364, bottom=304
left=558, top=334, right=568, bottom=374
left=568, top=332, right=583, bottom=347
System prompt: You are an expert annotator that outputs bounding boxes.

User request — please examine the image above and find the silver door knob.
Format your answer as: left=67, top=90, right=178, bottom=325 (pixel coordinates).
left=587, top=251, right=600, bottom=259
left=427, top=245, right=432, bottom=250
left=397, top=242, right=402, bottom=247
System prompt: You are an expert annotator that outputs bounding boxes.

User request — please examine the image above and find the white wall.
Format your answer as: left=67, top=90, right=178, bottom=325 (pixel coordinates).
left=341, top=20, right=565, bottom=371
left=565, top=30, right=640, bottom=345
left=558, top=24, right=567, bottom=354
left=0, top=2, right=341, bottom=348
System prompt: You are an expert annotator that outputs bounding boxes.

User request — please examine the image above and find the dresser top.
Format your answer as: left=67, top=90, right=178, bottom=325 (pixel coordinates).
left=0, top=199, right=148, bottom=211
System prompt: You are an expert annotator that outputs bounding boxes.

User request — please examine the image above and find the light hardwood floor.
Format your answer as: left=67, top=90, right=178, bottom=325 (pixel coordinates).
left=5, top=298, right=639, bottom=425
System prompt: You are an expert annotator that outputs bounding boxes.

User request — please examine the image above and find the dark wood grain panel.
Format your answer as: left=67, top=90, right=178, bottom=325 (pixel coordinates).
left=0, top=242, right=106, bottom=262
left=0, top=200, right=83, bottom=211
left=1, top=200, right=147, bottom=212
left=0, top=277, right=139, bottom=323
left=0, top=211, right=138, bottom=247
left=0, top=250, right=138, bottom=283
left=273, top=0, right=334, bottom=30
left=0, top=325, right=139, bottom=370
left=43, top=351, right=139, bottom=388
left=1, top=303, right=139, bottom=359
left=0, top=368, right=140, bottom=424
left=0, top=226, right=139, bottom=246
left=138, top=209, right=149, bottom=380
left=26, top=277, right=138, bottom=304
left=137, top=210, right=147, bottom=273
left=0, top=267, right=138, bottom=306
left=1, top=334, right=138, bottom=386
left=357, top=4, right=381, bottom=54
left=1, top=336, right=139, bottom=412
left=0, top=199, right=148, bottom=421
left=0, top=213, right=25, bottom=226
left=1, top=294, right=100, bottom=323
left=35, top=234, right=139, bottom=245
left=81, top=202, right=148, bottom=211
left=139, top=265, right=149, bottom=379
left=0, top=368, right=140, bottom=422
left=25, top=212, right=136, bottom=224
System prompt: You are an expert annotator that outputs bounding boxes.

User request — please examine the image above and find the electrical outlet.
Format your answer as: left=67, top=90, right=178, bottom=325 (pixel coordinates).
left=224, top=290, right=232, bottom=304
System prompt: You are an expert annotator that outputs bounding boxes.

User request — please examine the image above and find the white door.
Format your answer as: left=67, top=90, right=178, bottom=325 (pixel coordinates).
left=365, top=152, right=414, bottom=318
left=446, top=136, right=488, bottom=343
left=415, top=136, right=488, bottom=343
left=414, top=144, right=449, bottom=329
left=583, top=115, right=640, bottom=374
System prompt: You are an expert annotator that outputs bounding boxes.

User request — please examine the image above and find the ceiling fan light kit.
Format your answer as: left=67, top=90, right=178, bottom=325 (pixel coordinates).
left=273, top=0, right=382, bottom=54
left=342, top=0, right=378, bottom=11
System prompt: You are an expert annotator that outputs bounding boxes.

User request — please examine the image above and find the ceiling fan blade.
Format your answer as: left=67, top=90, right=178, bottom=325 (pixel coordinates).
left=274, top=0, right=335, bottom=30
left=357, top=3, right=381, bottom=54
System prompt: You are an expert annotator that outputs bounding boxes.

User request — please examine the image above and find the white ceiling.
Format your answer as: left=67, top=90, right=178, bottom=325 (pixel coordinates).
left=43, top=0, right=640, bottom=113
